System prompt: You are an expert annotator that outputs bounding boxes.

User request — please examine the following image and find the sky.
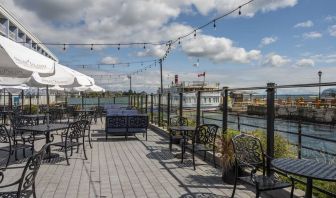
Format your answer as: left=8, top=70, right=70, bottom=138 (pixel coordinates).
left=1, top=0, right=336, bottom=93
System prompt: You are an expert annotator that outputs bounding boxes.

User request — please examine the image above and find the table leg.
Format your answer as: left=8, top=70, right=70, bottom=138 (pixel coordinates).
left=305, top=178, right=313, bottom=198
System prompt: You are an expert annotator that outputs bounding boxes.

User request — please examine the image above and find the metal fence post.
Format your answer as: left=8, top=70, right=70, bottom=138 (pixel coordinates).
left=29, top=94, right=32, bottom=113
left=113, top=96, right=116, bottom=104
left=98, top=96, right=100, bottom=107
left=196, top=91, right=201, bottom=126
left=137, top=94, right=140, bottom=108
left=150, top=94, right=154, bottom=123
left=21, top=90, right=24, bottom=111
left=81, top=93, right=84, bottom=109
left=145, top=94, right=148, bottom=114
left=237, top=113, right=241, bottom=131
left=222, top=87, right=228, bottom=134
left=266, top=82, right=275, bottom=176
left=140, top=95, right=143, bottom=113
left=128, top=95, right=131, bottom=105
left=179, top=92, right=183, bottom=118
left=298, top=120, right=302, bottom=159
left=158, top=94, right=161, bottom=126
left=167, top=92, right=171, bottom=127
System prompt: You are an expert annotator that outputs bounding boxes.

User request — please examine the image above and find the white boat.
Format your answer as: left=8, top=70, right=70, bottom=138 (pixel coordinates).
left=160, top=76, right=221, bottom=110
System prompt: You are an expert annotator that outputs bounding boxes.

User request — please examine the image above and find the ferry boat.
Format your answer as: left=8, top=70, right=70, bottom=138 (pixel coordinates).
left=160, top=75, right=221, bottom=110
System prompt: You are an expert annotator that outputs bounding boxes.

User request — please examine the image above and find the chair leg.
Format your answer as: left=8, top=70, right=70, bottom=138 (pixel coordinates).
left=255, top=188, right=260, bottom=198
left=83, top=140, right=88, bottom=160
left=88, top=129, right=93, bottom=149
left=70, top=145, right=73, bottom=156
left=192, top=145, right=196, bottom=170
left=213, top=149, right=216, bottom=168
left=65, top=147, right=70, bottom=165
left=290, top=180, right=295, bottom=198
left=169, top=136, right=172, bottom=151
left=76, top=139, right=79, bottom=153
left=5, top=150, right=11, bottom=167
left=32, top=182, right=37, bottom=198
left=231, top=168, right=238, bottom=198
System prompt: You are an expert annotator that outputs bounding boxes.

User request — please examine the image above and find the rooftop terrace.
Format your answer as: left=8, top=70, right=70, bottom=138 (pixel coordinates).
left=0, top=119, right=304, bottom=198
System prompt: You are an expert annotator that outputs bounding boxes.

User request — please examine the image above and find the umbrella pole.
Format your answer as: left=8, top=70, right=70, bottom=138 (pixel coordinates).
left=37, top=88, right=40, bottom=114
left=46, top=85, right=50, bottom=126
left=3, top=88, right=5, bottom=111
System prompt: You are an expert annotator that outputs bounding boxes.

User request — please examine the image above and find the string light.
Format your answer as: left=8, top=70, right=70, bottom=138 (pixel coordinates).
left=194, top=30, right=197, bottom=38
left=90, top=44, right=93, bottom=50
left=118, top=44, right=120, bottom=50
left=238, top=6, right=242, bottom=15
left=143, top=43, right=146, bottom=49
left=178, top=38, right=181, bottom=45
left=63, top=44, right=66, bottom=51
left=213, top=20, right=216, bottom=29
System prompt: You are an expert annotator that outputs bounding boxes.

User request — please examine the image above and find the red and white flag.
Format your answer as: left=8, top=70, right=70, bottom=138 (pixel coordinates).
left=198, top=72, right=205, bottom=77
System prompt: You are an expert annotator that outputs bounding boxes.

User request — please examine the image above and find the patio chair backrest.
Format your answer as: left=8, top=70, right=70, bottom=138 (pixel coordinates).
left=65, top=120, right=89, bottom=140
left=194, top=124, right=219, bottom=145
left=170, top=116, right=188, bottom=126
left=17, top=143, right=49, bottom=196
left=0, top=124, right=11, bottom=145
left=232, top=133, right=264, bottom=167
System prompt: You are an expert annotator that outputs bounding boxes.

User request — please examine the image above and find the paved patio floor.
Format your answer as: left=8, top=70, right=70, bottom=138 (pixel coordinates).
left=0, top=121, right=304, bottom=198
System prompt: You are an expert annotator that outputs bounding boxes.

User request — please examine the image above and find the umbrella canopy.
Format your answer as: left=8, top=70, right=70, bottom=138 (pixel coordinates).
left=60, top=67, right=95, bottom=88
left=0, top=35, right=55, bottom=78
left=25, top=64, right=76, bottom=87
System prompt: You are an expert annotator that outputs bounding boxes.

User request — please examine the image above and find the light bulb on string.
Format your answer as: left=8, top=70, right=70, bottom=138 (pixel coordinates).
left=90, top=44, right=93, bottom=50
left=213, top=20, right=216, bottom=30
left=238, top=6, right=241, bottom=15
left=63, top=44, right=66, bottom=51
left=143, top=43, right=146, bottom=49
left=178, top=38, right=181, bottom=45
left=118, top=44, right=120, bottom=50
left=194, top=30, right=197, bottom=38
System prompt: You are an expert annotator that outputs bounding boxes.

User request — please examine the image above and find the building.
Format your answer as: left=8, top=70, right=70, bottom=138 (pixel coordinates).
left=0, top=4, right=58, bottom=62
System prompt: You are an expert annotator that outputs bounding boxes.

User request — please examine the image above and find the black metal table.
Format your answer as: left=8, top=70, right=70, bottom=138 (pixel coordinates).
left=272, top=158, right=336, bottom=198
left=20, top=114, right=46, bottom=125
left=17, top=123, right=69, bottom=159
left=169, top=126, right=196, bottom=161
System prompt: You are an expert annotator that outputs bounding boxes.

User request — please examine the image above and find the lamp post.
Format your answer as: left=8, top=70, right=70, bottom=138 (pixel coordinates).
left=127, top=75, right=132, bottom=93
left=318, top=70, right=322, bottom=100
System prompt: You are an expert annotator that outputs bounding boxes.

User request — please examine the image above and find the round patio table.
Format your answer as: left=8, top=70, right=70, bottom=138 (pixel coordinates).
left=272, top=158, right=336, bottom=198
left=168, top=126, right=196, bottom=162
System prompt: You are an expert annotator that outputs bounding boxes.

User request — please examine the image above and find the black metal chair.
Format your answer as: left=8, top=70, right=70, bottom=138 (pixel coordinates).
left=93, top=106, right=104, bottom=124
left=76, top=113, right=94, bottom=148
left=168, top=116, right=188, bottom=151
left=51, top=120, right=89, bottom=165
left=182, top=124, right=219, bottom=170
left=0, top=124, right=32, bottom=167
left=0, top=143, right=49, bottom=198
left=231, top=133, right=295, bottom=198
left=8, top=115, right=36, bottom=159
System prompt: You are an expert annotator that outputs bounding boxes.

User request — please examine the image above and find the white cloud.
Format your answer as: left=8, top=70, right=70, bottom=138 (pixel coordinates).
left=262, top=53, right=290, bottom=67
left=325, top=15, right=336, bottom=22
left=101, top=56, right=118, bottom=64
left=303, top=31, right=322, bottom=39
left=0, top=0, right=298, bottom=46
left=181, top=35, right=261, bottom=64
left=259, top=36, right=278, bottom=47
left=191, top=0, right=298, bottom=17
left=294, top=20, right=314, bottom=28
left=329, top=25, right=336, bottom=37
left=295, top=58, right=315, bottom=67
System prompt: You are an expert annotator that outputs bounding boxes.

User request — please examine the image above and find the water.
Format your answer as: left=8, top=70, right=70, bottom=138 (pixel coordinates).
left=68, top=97, right=129, bottom=108
left=202, top=111, right=336, bottom=163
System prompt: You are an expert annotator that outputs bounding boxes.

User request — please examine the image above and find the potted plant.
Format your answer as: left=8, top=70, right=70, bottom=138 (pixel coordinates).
left=219, top=129, right=240, bottom=184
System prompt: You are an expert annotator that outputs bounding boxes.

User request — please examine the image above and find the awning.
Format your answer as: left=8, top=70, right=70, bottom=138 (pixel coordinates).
left=0, top=35, right=55, bottom=78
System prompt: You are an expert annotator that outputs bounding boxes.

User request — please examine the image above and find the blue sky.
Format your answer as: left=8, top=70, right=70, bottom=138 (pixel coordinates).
left=1, top=0, right=336, bottom=93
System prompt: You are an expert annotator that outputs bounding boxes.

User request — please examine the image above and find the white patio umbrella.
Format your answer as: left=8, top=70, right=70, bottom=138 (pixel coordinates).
left=60, top=67, right=95, bottom=88
left=0, top=35, right=56, bottom=78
